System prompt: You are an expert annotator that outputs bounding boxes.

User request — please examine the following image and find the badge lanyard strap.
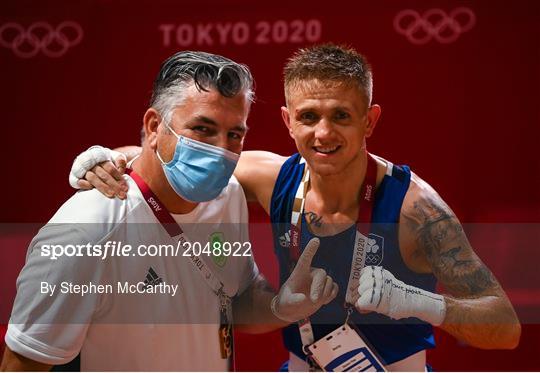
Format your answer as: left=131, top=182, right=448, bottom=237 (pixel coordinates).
left=127, top=169, right=227, bottom=298
left=128, top=169, right=234, bottom=366
left=289, top=153, right=378, bottom=349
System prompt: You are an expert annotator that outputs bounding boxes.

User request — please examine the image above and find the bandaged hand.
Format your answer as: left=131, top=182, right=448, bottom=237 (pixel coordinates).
left=69, top=145, right=128, bottom=199
left=271, top=238, right=339, bottom=323
left=355, top=265, right=446, bottom=326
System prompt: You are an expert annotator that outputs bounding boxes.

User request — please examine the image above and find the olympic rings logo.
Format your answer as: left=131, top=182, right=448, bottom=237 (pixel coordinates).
left=0, top=21, right=83, bottom=58
left=394, top=8, right=476, bottom=45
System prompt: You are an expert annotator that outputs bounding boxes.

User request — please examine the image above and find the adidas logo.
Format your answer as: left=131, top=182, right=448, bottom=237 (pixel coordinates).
left=143, top=267, right=163, bottom=288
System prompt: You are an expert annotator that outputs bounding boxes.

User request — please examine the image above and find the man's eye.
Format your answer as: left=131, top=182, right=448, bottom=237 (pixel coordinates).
left=334, top=111, right=350, bottom=120
left=193, top=126, right=209, bottom=133
left=228, top=132, right=243, bottom=140
left=300, top=112, right=318, bottom=122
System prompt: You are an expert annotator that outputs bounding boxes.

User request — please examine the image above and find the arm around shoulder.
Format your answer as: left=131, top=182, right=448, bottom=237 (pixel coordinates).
left=234, top=151, right=287, bottom=213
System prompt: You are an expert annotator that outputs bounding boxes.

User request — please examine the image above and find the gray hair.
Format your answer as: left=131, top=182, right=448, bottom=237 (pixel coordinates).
left=150, top=51, right=255, bottom=125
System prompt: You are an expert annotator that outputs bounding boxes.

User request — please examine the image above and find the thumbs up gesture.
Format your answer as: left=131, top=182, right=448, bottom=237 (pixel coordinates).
left=271, top=238, right=339, bottom=322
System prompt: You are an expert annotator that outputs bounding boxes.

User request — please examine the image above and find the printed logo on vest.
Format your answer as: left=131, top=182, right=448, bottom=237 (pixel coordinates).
left=365, top=233, right=384, bottom=266
left=143, top=267, right=163, bottom=288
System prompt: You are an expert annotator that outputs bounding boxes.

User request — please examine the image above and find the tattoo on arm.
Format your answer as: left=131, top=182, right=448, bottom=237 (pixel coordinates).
left=305, top=211, right=323, bottom=227
left=407, top=196, right=498, bottom=296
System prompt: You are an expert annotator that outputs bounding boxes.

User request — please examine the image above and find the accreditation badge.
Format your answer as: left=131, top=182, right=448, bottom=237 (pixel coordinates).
left=306, top=324, right=386, bottom=372
left=218, top=310, right=233, bottom=359
left=218, top=293, right=233, bottom=360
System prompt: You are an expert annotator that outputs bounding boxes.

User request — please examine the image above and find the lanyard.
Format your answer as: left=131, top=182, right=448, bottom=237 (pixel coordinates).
left=127, top=169, right=227, bottom=296
left=127, top=169, right=234, bottom=364
left=289, top=153, right=378, bottom=348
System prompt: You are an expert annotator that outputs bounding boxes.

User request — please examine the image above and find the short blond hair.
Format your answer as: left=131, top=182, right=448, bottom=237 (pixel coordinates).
left=284, top=44, right=373, bottom=105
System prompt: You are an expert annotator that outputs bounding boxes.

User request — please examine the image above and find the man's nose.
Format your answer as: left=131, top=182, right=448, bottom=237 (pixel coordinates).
left=211, top=134, right=227, bottom=150
left=214, top=133, right=236, bottom=152
left=314, top=118, right=334, bottom=139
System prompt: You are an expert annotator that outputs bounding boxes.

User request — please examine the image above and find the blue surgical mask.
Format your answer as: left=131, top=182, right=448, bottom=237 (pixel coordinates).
left=156, top=124, right=240, bottom=202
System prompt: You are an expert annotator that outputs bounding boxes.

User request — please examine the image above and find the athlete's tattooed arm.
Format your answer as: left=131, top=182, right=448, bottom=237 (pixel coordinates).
left=400, top=174, right=521, bottom=349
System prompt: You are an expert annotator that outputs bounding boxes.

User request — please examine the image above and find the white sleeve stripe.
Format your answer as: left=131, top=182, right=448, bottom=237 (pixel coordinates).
left=5, top=324, right=79, bottom=365
left=386, top=161, right=394, bottom=176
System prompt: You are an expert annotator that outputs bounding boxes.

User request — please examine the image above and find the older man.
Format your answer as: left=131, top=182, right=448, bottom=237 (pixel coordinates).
left=1, top=51, right=337, bottom=371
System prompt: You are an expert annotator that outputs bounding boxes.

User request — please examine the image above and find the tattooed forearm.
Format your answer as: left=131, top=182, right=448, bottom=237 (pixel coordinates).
left=401, top=177, right=521, bottom=348
left=305, top=211, right=323, bottom=227
left=409, top=197, right=497, bottom=296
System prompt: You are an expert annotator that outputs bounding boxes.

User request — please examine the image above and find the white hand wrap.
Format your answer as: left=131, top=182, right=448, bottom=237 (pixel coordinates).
left=356, top=265, right=446, bottom=326
left=69, top=146, right=113, bottom=189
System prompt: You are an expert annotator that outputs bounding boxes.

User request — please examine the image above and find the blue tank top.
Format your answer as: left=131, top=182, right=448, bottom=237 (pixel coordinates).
left=270, top=153, right=437, bottom=365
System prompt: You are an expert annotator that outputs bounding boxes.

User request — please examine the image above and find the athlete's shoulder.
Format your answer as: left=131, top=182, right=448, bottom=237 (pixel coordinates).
left=240, top=150, right=288, bottom=163
left=236, top=151, right=288, bottom=180
left=400, top=171, right=456, bottom=242
left=235, top=151, right=288, bottom=209
left=402, top=172, right=445, bottom=214
left=369, top=153, right=411, bottom=187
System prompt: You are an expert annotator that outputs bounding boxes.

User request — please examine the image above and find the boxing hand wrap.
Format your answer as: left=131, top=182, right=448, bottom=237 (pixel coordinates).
left=355, top=265, right=446, bottom=326
left=69, top=146, right=124, bottom=189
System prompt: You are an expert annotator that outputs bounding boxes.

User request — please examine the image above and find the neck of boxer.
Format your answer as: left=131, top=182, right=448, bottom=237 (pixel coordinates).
left=132, top=149, right=199, bottom=215
left=308, top=150, right=369, bottom=215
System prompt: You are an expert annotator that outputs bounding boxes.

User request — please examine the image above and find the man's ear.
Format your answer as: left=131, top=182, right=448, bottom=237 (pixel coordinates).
left=143, top=108, right=161, bottom=150
left=281, top=106, right=295, bottom=139
left=365, top=104, right=381, bottom=138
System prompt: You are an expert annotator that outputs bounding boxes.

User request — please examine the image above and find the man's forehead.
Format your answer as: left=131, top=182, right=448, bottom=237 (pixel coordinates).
left=286, top=79, right=366, bottom=107
left=288, top=78, right=348, bottom=91
left=176, top=84, right=250, bottom=109
left=171, top=100, right=248, bottom=131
